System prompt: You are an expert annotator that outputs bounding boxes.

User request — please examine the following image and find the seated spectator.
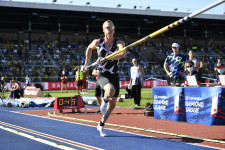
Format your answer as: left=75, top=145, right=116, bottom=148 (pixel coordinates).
left=0, top=77, right=7, bottom=92
left=183, top=60, right=202, bottom=86
left=207, top=65, right=225, bottom=87
left=9, top=79, right=24, bottom=99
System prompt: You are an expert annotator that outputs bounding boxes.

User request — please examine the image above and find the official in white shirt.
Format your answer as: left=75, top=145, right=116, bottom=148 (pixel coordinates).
left=129, top=58, right=145, bottom=106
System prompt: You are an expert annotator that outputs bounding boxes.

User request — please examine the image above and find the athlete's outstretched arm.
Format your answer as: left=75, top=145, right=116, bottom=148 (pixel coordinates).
left=84, top=39, right=99, bottom=67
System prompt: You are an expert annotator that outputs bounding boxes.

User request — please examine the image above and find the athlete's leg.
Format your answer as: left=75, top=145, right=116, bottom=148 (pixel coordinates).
left=100, top=83, right=115, bottom=115
left=61, top=82, right=63, bottom=93
left=101, top=95, right=117, bottom=123
left=65, top=83, right=67, bottom=93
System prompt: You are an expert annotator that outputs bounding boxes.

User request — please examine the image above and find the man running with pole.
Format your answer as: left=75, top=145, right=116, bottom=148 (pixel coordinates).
left=83, top=0, right=225, bottom=137
left=82, top=20, right=125, bottom=136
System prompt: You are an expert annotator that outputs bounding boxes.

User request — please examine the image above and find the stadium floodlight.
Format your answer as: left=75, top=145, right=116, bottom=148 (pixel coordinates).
left=174, top=8, right=178, bottom=11
left=117, top=4, right=121, bottom=8
left=84, top=0, right=225, bottom=71
left=91, top=15, right=96, bottom=19
left=146, top=6, right=150, bottom=10
left=86, top=2, right=90, bottom=6
left=32, top=12, right=38, bottom=16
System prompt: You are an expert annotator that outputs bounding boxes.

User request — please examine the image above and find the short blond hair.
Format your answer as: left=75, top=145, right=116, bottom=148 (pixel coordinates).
left=102, top=20, right=114, bottom=29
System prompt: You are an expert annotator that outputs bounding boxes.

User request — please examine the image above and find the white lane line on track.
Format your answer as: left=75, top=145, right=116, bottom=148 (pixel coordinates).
left=11, top=110, right=224, bottom=150
left=0, top=108, right=12, bottom=111
left=0, top=120, right=102, bottom=150
left=47, top=113, right=225, bottom=145
left=0, top=125, right=76, bottom=150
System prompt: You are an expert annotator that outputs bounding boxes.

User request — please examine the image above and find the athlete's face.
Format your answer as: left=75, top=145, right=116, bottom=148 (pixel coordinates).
left=103, top=22, right=115, bottom=36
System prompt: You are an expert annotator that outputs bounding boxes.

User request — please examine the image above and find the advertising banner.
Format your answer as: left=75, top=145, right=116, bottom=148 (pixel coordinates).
left=48, top=82, right=76, bottom=90
left=24, top=87, right=44, bottom=97
left=184, top=87, right=225, bottom=125
left=142, top=80, right=153, bottom=88
left=153, top=80, right=168, bottom=87
left=87, top=81, right=96, bottom=89
left=153, top=87, right=186, bottom=122
left=7, top=80, right=166, bottom=91
left=120, top=81, right=130, bottom=88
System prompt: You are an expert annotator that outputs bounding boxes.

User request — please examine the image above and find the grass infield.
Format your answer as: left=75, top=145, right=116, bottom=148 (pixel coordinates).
left=1, top=88, right=153, bottom=109
left=44, top=88, right=153, bottom=109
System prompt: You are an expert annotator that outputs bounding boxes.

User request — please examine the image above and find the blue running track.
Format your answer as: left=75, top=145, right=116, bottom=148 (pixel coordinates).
left=0, top=107, right=221, bottom=150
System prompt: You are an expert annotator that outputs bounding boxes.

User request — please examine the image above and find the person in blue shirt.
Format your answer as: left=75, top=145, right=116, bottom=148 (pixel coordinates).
left=164, top=43, right=188, bottom=86
left=25, top=75, right=31, bottom=87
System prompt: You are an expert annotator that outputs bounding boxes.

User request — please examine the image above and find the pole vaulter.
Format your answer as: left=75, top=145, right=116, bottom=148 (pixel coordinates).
left=84, top=0, right=225, bottom=70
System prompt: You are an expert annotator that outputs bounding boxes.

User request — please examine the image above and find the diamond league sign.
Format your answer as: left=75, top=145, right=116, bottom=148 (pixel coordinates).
left=153, top=87, right=225, bottom=125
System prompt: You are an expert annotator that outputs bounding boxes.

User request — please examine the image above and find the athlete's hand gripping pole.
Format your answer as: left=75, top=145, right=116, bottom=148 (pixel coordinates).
left=84, top=0, right=225, bottom=71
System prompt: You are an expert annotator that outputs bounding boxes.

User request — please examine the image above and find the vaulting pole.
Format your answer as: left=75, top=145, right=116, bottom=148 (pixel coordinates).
left=85, top=0, right=225, bottom=70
